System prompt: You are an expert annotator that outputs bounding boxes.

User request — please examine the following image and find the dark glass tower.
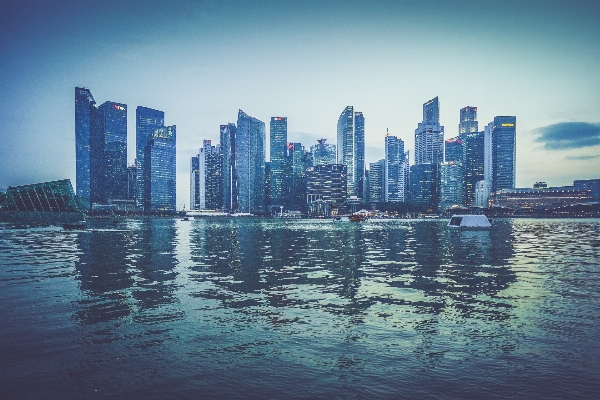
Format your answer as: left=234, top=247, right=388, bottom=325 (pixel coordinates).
left=492, top=116, right=517, bottom=191
left=144, top=126, right=176, bottom=213
left=409, top=163, right=440, bottom=211
left=445, top=137, right=463, bottom=163
left=220, top=123, right=237, bottom=212
left=415, top=97, right=444, bottom=165
left=136, top=107, right=165, bottom=206
left=269, top=117, right=288, bottom=210
left=463, top=131, right=485, bottom=205
left=385, top=133, right=405, bottom=202
left=235, top=110, right=266, bottom=214
left=98, top=102, right=127, bottom=201
left=337, top=106, right=365, bottom=199
left=75, top=87, right=96, bottom=200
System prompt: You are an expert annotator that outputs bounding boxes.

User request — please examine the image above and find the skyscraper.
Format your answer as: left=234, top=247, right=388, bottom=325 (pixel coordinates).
left=190, top=155, right=200, bottom=210
left=195, top=139, right=222, bottom=210
left=311, top=139, right=336, bottom=166
left=235, top=110, right=266, bottom=214
left=440, top=161, right=464, bottom=210
left=415, top=97, right=444, bottom=165
left=220, top=123, right=237, bottom=212
left=337, top=106, right=365, bottom=199
left=384, top=133, right=406, bottom=202
left=491, top=116, right=517, bottom=192
left=409, top=163, right=440, bottom=211
left=287, top=142, right=312, bottom=211
left=445, top=137, right=463, bottom=163
left=144, top=125, right=176, bottom=213
left=368, top=160, right=385, bottom=204
left=97, top=101, right=127, bottom=201
left=463, top=131, right=485, bottom=205
left=459, top=106, right=478, bottom=134
left=75, top=87, right=95, bottom=200
left=269, top=117, right=288, bottom=211
left=136, top=106, right=165, bottom=206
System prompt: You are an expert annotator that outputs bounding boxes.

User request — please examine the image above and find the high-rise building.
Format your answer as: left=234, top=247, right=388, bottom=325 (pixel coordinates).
left=368, top=159, right=385, bottom=204
left=311, top=139, right=336, bottom=166
left=287, top=142, right=312, bottom=211
left=306, top=164, right=347, bottom=204
left=440, top=161, right=464, bottom=210
left=337, top=106, right=365, bottom=199
left=196, top=139, right=222, bottom=210
left=459, top=106, right=478, bottom=134
left=235, top=110, right=266, bottom=214
left=97, top=101, right=127, bottom=202
left=491, top=116, right=517, bottom=192
left=415, top=97, right=444, bottom=165
left=384, top=133, right=407, bottom=202
left=143, top=125, right=176, bottom=213
left=75, top=87, right=96, bottom=200
left=126, top=163, right=137, bottom=202
left=409, top=163, right=440, bottom=211
left=475, top=180, right=492, bottom=207
left=136, top=107, right=165, bottom=206
left=220, top=123, right=237, bottom=212
left=269, top=117, right=288, bottom=210
left=445, top=137, right=463, bottom=163
left=190, top=155, right=200, bottom=210
left=462, top=131, right=485, bottom=205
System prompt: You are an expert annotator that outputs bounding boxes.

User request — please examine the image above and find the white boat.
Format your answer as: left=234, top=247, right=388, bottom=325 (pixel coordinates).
left=447, top=214, right=492, bottom=230
left=333, top=216, right=350, bottom=222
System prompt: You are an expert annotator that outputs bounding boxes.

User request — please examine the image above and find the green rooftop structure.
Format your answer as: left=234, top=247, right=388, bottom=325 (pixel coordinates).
left=0, top=179, right=84, bottom=223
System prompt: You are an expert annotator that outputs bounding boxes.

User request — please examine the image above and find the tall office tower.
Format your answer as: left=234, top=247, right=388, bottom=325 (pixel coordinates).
left=409, top=163, right=440, bottom=211
left=88, top=101, right=105, bottom=205
left=414, top=97, right=444, bottom=165
left=337, top=106, right=365, bottom=198
left=269, top=117, right=288, bottom=210
left=368, top=159, right=385, bottom=204
left=445, top=137, right=463, bottom=162
left=474, top=180, right=492, bottom=207
left=190, top=155, right=200, bottom=210
left=459, top=106, right=478, bottom=134
left=97, top=101, right=127, bottom=201
left=235, top=110, right=266, bottom=213
left=311, top=139, right=337, bottom=166
left=136, top=107, right=165, bottom=206
left=440, top=161, right=464, bottom=210
left=306, top=164, right=348, bottom=204
left=75, top=87, right=96, bottom=200
left=198, top=139, right=222, bottom=210
left=143, top=126, right=176, bottom=213
left=491, top=116, right=517, bottom=192
left=462, top=131, right=485, bottom=205
left=384, top=133, right=406, bottom=202
left=220, top=123, right=237, bottom=212
left=484, top=122, right=493, bottom=182
left=126, top=163, right=137, bottom=202
left=287, top=142, right=313, bottom=210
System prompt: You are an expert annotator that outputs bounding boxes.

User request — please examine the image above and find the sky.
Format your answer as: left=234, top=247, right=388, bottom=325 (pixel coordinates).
left=1, top=0, right=599, bottom=207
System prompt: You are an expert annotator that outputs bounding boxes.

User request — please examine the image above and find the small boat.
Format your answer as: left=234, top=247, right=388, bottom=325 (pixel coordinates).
left=348, top=214, right=367, bottom=222
left=447, top=215, right=492, bottom=231
left=333, top=216, right=350, bottom=222
left=181, top=216, right=190, bottom=221
left=63, top=221, right=87, bottom=230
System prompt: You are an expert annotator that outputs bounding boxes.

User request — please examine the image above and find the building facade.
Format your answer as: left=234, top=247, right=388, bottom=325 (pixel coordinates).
left=463, top=131, right=485, bottom=205
left=311, top=139, right=336, bottom=166
left=409, top=163, right=440, bottom=211
left=75, top=87, right=96, bottom=200
left=439, top=161, right=464, bottom=211
left=368, top=160, right=385, bottom=204
left=491, top=116, right=517, bottom=192
left=97, top=101, right=127, bottom=202
left=337, top=106, right=365, bottom=199
left=136, top=106, right=165, bottom=206
left=143, top=126, right=176, bottom=213
left=235, top=110, right=266, bottom=214
left=306, top=164, right=347, bottom=204
left=220, top=123, right=237, bottom=212
left=415, top=97, right=444, bottom=165
left=269, top=117, right=288, bottom=210
left=384, top=133, right=407, bottom=202
left=190, top=155, right=200, bottom=210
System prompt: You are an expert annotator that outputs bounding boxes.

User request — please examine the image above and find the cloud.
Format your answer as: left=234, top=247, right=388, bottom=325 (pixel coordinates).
left=565, top=154, right=600, bottom=161
left=533, top=122, right=600, bottom=150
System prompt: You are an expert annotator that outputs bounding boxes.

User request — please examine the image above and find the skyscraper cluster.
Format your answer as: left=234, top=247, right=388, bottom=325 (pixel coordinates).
left=75, top=87, right=177, bottom=214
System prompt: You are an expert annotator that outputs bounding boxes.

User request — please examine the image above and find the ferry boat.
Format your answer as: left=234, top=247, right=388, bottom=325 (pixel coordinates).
left=333, top=216, right=350, bottom=222
left=447, top=214, right=492, bottom=231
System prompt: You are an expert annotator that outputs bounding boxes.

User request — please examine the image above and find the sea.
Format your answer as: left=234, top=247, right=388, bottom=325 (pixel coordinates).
left=1, top=218, right=599, bottom=399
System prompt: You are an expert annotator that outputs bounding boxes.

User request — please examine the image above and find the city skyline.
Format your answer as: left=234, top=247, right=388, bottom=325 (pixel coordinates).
left=1, top=0, right=599, bottom=207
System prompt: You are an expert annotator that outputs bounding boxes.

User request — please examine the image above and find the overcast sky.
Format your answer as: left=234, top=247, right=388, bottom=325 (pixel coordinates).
left=1, top=0, right=599, bottom=207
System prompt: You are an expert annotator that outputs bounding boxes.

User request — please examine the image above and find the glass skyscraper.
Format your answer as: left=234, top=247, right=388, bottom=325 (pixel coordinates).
left=415, top=97, right=444, bottom=165
left=97, top=101, right=127, bottom=202
left=311, top=139, right=336, bottom=166
left=143, top=126, right=176, bottom=213
left=463, top=131, right=485, bottom=205
left=491, top=116, right=517, bottom=192
left=75, top=87, right=95, bottom=200
left=459, top=106, right=478, bottom=134
left=409, top=163, right=440, bottom=211
left=337, top=106, right=365, bottom=199
left=384, top=133, right=406, bottom=202
left=136, top=106, right=165, bottom=206
left=195, top=139, right=222, bottom=210
left=269, top=117, right=287, bottom=210
left=445, top=137, right=463, bottom=163
left=235, top=110, right=266, bottom=214
left=190, top=155, right=200, bottom=210
left=220, top=123, right=237, bottom=212
left=368, top=159, right=385, bottom=204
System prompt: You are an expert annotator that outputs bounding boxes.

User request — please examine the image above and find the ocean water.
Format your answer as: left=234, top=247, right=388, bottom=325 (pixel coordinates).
left=1, top=218, right=599, bottom=399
